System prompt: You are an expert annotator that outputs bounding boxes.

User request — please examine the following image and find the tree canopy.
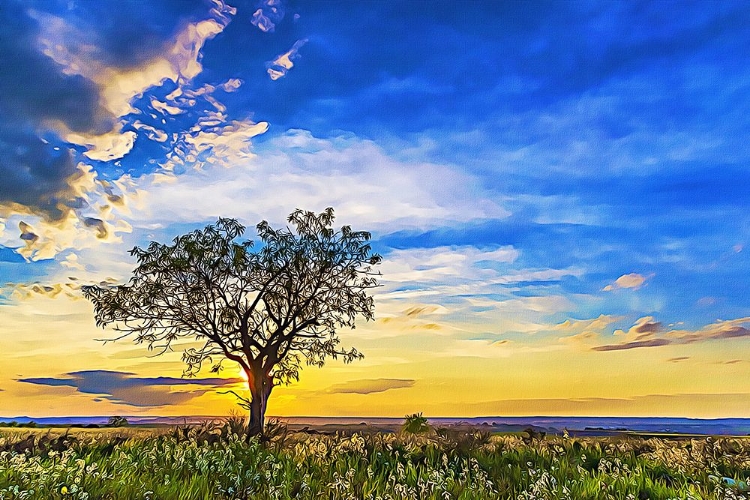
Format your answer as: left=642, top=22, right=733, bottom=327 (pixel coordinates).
left=83, top=208, right=381, bottom=435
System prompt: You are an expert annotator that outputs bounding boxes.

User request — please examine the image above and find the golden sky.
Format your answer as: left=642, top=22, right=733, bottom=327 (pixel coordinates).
left=2, top=291, right=748, bottom=419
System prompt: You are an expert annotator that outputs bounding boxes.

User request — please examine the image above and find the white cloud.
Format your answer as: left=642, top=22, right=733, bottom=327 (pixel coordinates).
left=603, top=272, right=651, bottom=291
left=379, top=246, right=581, bottom=299
left=66, top=129, right=138, bottom=162
left=2, top=120, right=571, bottom=361
left=361, top=244, right=583, bottom=345
left=381, top=246, right=518, bottom=285
left=130, top=128, right=509, bottom=231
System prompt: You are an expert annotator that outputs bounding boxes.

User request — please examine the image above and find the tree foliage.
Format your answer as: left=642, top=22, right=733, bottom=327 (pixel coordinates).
left=107, top=416, right=129, bottom=427
left=402, top=413, right=429, bottom=434
left=83, top=208, right=381, bottom=435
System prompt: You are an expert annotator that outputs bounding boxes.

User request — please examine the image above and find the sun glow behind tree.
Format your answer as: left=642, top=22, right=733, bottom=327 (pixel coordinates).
left=83, top=208, right=380, bottom=435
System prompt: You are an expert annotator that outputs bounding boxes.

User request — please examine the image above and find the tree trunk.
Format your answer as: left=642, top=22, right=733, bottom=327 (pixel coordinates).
left=246, top=370, right=273, bottom=438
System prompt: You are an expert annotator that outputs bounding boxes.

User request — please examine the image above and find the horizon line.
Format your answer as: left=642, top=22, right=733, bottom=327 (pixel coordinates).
left=3, top=414, right=750, bottom=421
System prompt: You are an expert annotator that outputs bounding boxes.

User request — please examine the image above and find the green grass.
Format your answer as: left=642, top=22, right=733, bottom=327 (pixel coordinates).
left=0, top=425, right=748, bottom=499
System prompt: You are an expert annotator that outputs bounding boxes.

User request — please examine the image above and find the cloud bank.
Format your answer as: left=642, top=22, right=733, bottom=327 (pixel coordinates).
left=19, top=370, right=242, bottom=408
left=593, top=317, right=750, bottom=352
left=0, top=0, right=241, bottom=258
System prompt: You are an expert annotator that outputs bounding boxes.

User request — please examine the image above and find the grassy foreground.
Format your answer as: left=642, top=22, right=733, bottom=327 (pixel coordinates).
left=1, top=423, right=749, bottom=499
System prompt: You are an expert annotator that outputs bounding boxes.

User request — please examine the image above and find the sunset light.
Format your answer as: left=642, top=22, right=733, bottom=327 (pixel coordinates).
left=1, top=0, right=749, bottom=424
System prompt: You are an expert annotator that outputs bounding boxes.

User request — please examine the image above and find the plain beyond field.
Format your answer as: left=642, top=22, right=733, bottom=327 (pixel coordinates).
left=0, top=416, right=749, bottom=437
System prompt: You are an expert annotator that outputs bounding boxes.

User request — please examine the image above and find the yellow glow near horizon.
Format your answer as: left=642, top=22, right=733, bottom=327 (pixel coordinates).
left=1, top=294, right=749, bottom=419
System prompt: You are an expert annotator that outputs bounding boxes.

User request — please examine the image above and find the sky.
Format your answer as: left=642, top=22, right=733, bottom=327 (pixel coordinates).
left=1, top=0, right=749, bottom=419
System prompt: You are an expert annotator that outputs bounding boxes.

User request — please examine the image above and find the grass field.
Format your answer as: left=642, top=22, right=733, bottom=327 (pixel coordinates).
left=1, top=421, right=749, bottom=499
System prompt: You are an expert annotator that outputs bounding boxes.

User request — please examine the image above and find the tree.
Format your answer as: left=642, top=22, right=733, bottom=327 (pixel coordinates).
left=83, top=208, right=381, bottom=437
left=107, top=416, right=129, bottom=427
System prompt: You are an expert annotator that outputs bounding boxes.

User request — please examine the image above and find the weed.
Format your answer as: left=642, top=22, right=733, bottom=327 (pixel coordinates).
left=403, top=413, right=430, bottom=434
left=0, top=424, right=748, bottom=499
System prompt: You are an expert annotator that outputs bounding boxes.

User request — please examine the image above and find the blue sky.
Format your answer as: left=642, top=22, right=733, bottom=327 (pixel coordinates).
left=0, top=0, right=749, bottom=417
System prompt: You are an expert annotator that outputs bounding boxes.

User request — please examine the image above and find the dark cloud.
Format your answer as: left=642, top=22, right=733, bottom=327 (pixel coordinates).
left=82, top=217, right=108, bottom=239
left=0, top=0, right=227, bottom=221
left=404, top=306, right=428, bottom=317
left=592, top=338, right=671, bottom=352
left=671, top=326, right=750, bottom=345
left=0, top=3, right=107, bottom=132
left=18, top=370, right=242, bottom=407
left=25, top=0, right=213, bottom=69
left=18, top=222, right=39, bottom=244
left=667, top=356, right=690, bottom=363
left=0, top=2, right=107, bottom=220
left=325, top=378, right=415, bottom=395
left=705, top=326, right=750, bottom=341
left=593, top=320, right=750, bottom=352
left=0, top=126, right=81, bottom=220
left=634, top=320, right=662, bottom=335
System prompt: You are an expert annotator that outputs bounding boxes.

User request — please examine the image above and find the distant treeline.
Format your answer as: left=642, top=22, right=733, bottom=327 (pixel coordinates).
left=0, top=416, right=129, bottom=428
left=0, top=421, right=100, bottom=428
left=0, top=421, right=39, bottom=428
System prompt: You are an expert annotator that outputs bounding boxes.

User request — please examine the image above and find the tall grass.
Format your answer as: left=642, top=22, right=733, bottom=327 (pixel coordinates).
left=0, top=425, right=748, bottom=499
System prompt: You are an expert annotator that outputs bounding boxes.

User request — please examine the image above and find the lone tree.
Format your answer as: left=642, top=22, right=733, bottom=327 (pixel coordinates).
left=83, top=208, right=380, bottom=436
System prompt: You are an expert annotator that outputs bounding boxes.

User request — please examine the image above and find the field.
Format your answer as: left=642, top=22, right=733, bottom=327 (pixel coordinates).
left=1, top=421, right=749, bottom=499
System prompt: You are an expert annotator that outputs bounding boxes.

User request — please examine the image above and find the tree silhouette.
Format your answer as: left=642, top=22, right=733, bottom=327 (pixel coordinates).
left=83, top=208, right=381, bottom=436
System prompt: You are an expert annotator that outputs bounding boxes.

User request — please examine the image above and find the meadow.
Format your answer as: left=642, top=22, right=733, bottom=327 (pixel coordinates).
left=0, top=419, right=749, bottom=500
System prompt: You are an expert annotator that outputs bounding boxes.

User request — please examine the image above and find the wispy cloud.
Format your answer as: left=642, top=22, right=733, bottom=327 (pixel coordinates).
left=556, top=315, right=624, bottom=346
left=251, top=0, right=287, bottom=33
left=129, top=129, right=507, bottom=231
left=325, top=378, right=416, bottom=395
left=667, top=357, right=690, bottom=363
left=555, top=315, right=622, bottom=332
left=267, top=39, right=308, bottom=80
left=461, top=392, right=750, bottom=418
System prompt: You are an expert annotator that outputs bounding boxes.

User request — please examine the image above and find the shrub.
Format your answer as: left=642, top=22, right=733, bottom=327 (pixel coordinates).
left=403, top=412, right=429, bottom=434
left=107, top=416, right=129, bottom=427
